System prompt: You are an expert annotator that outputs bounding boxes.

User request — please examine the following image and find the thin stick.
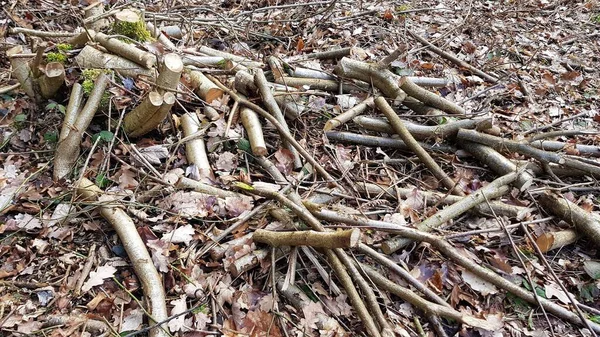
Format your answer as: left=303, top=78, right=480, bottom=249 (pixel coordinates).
left=205, top=74, right=342, bottom=189
left=408, top=30, right=498, bottom=83
left=375, top=97, right=464, bottom=196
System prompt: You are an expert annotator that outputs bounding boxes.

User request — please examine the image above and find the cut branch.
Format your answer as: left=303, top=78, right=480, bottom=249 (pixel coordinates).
left=309, top=208, right=600, bottom=333
left=324, top=96, right=374, bottom=131
left=254, top=68, right=302, bottom=169
left=353, top=115, right=490, bottom=140
left=54, top=74, right=110, bottom=181
left=75, top=178, right=169, bottom=337
left=59, top=83, right=84, bottom=142
left=382, top=172, right=518, bottom=254
left=325, top=131, right=457, bottom=153
left=8, top=46, right=38, bottom=100
left=187, top=69, right=224, bottom=103
left=38, top=62, right=65, bottom=99
left=535, top=230, right=579, bottom=253
left=457, top=129, right=600, bottom=177
left=356, top=182, right=529, bottom=218
left=375, top=97, right=464, bottom=195
left=539, top=193, right=600, bottom=247
left=253, top=228, right=360, bottom=248
left=334, top=57, right=406, bottom=102
left=74, top=45, right=157, bottom=79
left=240, top=106, right=267, bottom=156
left=399, top=76, right=465, bottom=115
left=181, top=112, right=214, bottom=181
left=123, top=91, right=163, bottom=136
left=93, top=31, right=157, bottom=69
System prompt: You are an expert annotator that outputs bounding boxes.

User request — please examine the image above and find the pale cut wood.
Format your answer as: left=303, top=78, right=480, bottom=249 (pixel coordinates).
left=198, top=45, right=263, bottom=68
left=357, top=182, right=530, bottom=218
left=335, top=57, right=406, bottom=102
left=539, top=193, right=600, bottom=247
left=125, top=54, right=183, bottom=137
left=123, top=91, right=163, bottom=135
left=60, top=83, right=83, bottom=142
left=38, top=62, right=65, bottom=99
left=7, top=46, right=37, bottom=99
left=399, top=76, right=465, bottom=115
left=188, top=69, right=224, bottom=103
left=160, top=25, right=183, bottom=39
left=156, top=53, right=183, bottom=93
left=145, top=21, right=177, bottom=50
left=181, top=112, right=214, bottom=180
left=228, top=249, right=269, bottom=277
left=75, top=178, right=169, bottom=337
left=240, top=106, right=267, bottom=156
left=536, top=230, right=579, bottom=253
left=93, top=32, right=157, bottom=68
left=253, top=229, right=360, bottom=248
left=182, top=55, right=234, bottom=70
left=54, top=74, right=109, bottom=180
left=114, top=8, right=139, bottom=24
left=381, top=172, right=517, bottom=254
left=277, top=76, right=366, bottom=93
left=83, top=2, right=109, bottom=31
left=324, top=96, right=374, bottom=131
left=128, top=92, right=176, bottom=138
left=74, top=45, right=157, bottom=79
left=254, top=68, right=302, bottom=169
left=354, top=115, right=490, bottom=140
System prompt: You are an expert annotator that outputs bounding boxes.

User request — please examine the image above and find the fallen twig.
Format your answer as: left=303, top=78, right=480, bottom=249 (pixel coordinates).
left=375, top=97, right=465, bottom=195
left=408, top=30, right=499, bottom=83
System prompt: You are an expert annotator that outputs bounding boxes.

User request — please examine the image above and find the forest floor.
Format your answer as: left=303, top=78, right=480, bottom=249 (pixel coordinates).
left=1, top=0, right=600, bottom=336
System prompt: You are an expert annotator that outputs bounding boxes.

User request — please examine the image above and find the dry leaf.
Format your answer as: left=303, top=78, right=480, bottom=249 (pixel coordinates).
left=161, top=224, right=195, bottom=245
left=462, top=270, right=498, bottom=295
left=82, top=265, right=117, bottom=292
left=168, top=296, right=188, bottom=332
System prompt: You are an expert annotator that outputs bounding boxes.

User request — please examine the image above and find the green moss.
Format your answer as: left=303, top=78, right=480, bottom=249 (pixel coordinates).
left=592, top=14, right=600, bottom=23
left=396, top=4, right=411, bottom=11
left=57, top=43, right=73, bottom=52
left=46, top=52, right=68, bottom=64
left=82, top=69, right=104, bottom=81
left=112, top=15, right=152, bottom=42
left=82, top=79, right=95, bottom=95
left=81, top=69, right=112, bottom=95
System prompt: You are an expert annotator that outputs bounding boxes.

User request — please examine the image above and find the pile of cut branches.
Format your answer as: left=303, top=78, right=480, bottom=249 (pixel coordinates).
left=1, top=1, right=600, bottom=337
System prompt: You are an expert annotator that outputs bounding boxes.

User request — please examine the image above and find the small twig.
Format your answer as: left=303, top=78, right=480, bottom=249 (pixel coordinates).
left=408, top=30, right=499, bottom=83
left=75, top=244, right=97, bottom=296
left=377, top=45, right=407, bottom=69
left=205, top=73, right=343, bottom=190
left=521, top=224, right=596, bottom=336
left=375, top=97, right=465, bottom=196
left=485, top=195, right=556, bottom=337
left=522, top=111, right=589, bottom=136
left=527, top=129, right=599, bottom=143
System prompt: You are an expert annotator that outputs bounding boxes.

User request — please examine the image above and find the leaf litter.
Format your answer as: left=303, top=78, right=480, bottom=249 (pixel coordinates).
left=0, top=0, right=599, bottom=336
